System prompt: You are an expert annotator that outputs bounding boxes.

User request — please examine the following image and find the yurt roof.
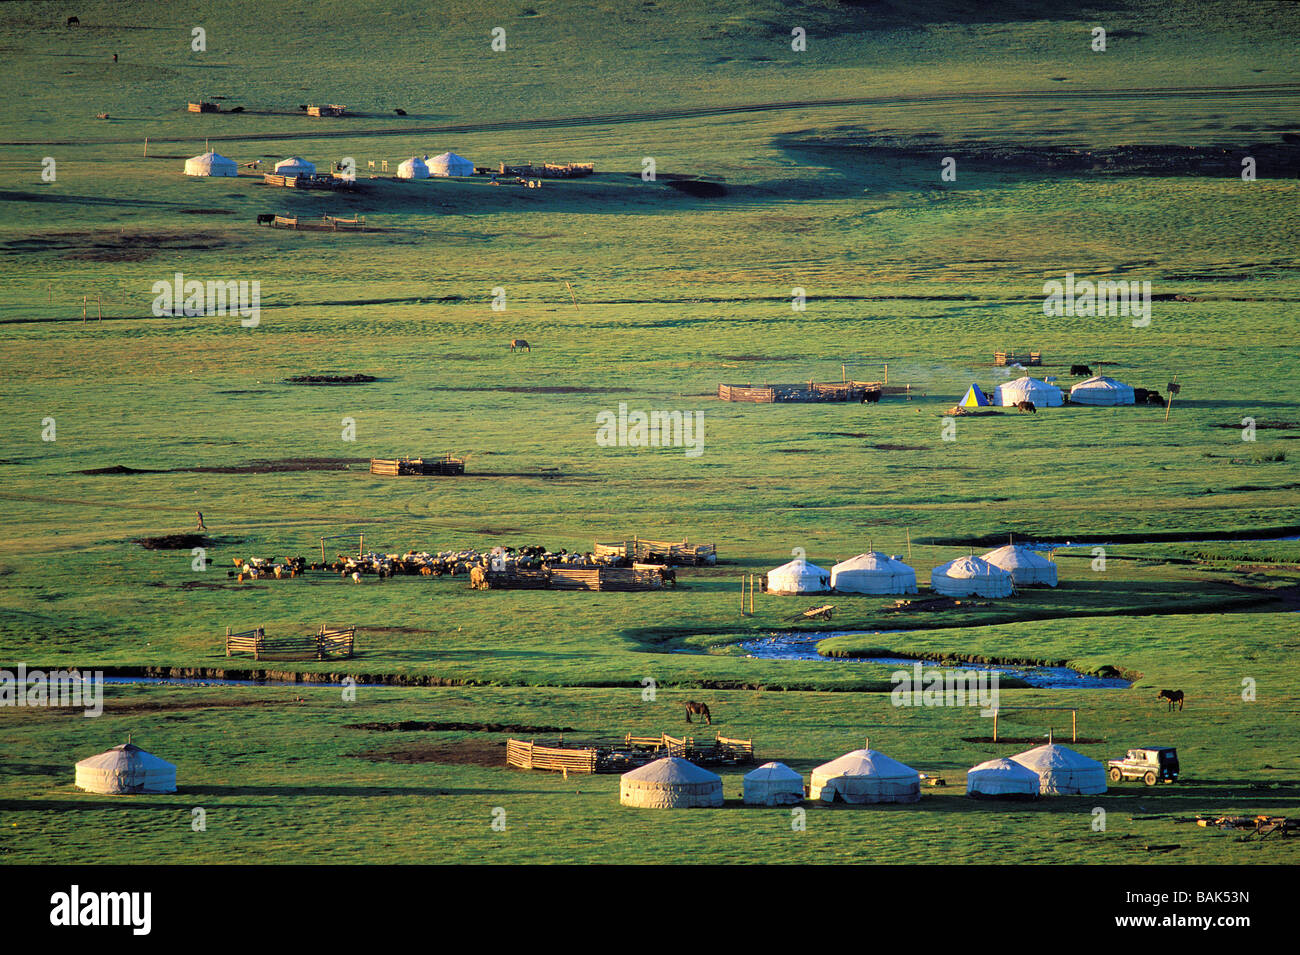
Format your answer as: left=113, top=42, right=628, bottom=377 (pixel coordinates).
left=969, top=756, right=1040, bottom=779
left=833, top=551, right=913, bottom=573
left=744, top=761, right=802, bottom=782
left=1011, top=743, right=1103, bottom=772
left=621, top=756, right=720, bottom=785
left=75, top=742, right=175, bottom=772
left=934, top=555, right=1010, bottom=579
left=431, top=151, right=470, bottom=163
left=813, top=748, right=918, bottom=780
left=980, top=544, right=1055, bottom=569
left=768, top=557, right=829, bottom=576
left=1071, top=375, right=1130, bottom=391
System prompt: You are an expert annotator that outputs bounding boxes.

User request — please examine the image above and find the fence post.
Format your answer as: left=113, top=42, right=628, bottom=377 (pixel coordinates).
left=225, top=625, right=231, bottom=657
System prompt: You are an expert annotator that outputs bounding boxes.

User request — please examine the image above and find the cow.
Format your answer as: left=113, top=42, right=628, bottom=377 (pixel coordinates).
left=1157, top=689, right=1184, bottom=711
left=860, top=389, right=882, bottom=404
left=509, top=339, right=530, bottom=352
left=394, top=108, right=407, bottom=116
left=66, top=16, right=80, bottom=26
left=684, top=701, right=712, bottom=725
left=1071, top=364, right=1092, bottom=377
left=1015, top=400, right=1036, bottom=414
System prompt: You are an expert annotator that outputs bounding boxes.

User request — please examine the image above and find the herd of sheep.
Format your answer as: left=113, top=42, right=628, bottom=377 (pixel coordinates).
left=230, top=545, right=627, bottom=584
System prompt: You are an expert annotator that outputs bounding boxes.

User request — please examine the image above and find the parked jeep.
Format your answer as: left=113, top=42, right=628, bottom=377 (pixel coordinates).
left=1107, top=747, right=1179, bottom=785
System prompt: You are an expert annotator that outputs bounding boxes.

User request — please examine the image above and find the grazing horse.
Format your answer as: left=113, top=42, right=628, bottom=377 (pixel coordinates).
left=1015, top=400, right=1036, bottom=414
left=509, top=339, right=530, bottom=352
left=1157, top=689, right=1184, bottom=711
left=1071, top=364, right=1092, bottom=377
left=684, top=701, right=712, bottom=725
left=658, top=567, right=677, bottom=588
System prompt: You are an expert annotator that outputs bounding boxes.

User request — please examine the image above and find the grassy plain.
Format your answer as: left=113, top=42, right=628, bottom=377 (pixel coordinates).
left=0, top=0, right=1298, bottom=864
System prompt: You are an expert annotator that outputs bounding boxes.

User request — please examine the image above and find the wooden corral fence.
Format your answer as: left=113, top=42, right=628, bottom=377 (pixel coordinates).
left=995, top=350, right=1043, bottom=367
left=597, top=537, right=716, bottom=565
left=629, top=733, right=754, bottom=764
left=225, top=625, right=356, bottom=661
left=719, top=379, right=885, bottom=403
left=306, top=104, right=346, bottom=117
left=263, top=213, right=366, bottom=231
left=369, top=454, right=465, bottom=476
left=499, top=161, right=594, bottom=178
left=473, top=565, right=663, bottom=591
left=262, top=174, right=356, bottom=192
left=505, top=739, right=598, bottom=774
left=187, top=101, right=220, bottom=113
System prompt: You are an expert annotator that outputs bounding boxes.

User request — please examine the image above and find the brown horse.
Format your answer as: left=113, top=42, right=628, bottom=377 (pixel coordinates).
left=684, top=701, right=711, bottom=724
left=1015, top=400, right=1036, bottom=414
left=1157, top=689, right=1184, bottom=711
left=509, top=339, right=530, bottom=352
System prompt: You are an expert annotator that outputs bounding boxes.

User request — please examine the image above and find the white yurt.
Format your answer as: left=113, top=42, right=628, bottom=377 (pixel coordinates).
left=766, top=557, right=831, bottom=595
left=183, top=151, right=237, bottom=177
left=273, top=156, right=315, bottom=177
left=980, top=544, right=1058, bottom=587
left=809, top=748, right=921, bottom=804
left=620, top=757, right=723, bottom=809
left=75, top=742, right=177, bottom=795
left=428, top=151, right=474, bottom=177
left=966, top=756, right=1041, bottom=798
left=742, top=761, right=805, bottom=806
left=930, top=555, right=1014, bottom=598
left=1011, top=743, right=1107, bottom=795
left=831, top=552, right=918, bottom=595
left=993, top=376, right=1063, bottom=408
left=396, top=156, right=430, bottom=179
left=1069, top=375, right=1135, bottom=406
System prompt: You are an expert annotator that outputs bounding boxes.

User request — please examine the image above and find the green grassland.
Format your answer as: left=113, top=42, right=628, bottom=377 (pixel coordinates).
left=1, top=0, right=1298, bottom=864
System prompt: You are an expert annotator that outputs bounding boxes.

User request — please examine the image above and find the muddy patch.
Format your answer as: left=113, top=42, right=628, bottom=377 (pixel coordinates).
left=134, top=533, right=216, bottom=550
left=667, top=179, right=728, bottom=198
left=428, top=385, right=627, bottom=395
left=285, top=374, right=378, bottom=385
left=0, top=229, right=243, bottom=263
left=871, top=443, right=928, bottom=451
left=81, top=458, right=365, bottom=476
left=346, top=720, right=575, bottom=734
left=354, top=739, right=506, bottom=767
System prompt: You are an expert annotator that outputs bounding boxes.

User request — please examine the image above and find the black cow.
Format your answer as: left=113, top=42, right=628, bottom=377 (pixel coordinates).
left=860, top=389, right=882, bottom=404
left=66, top=16, right=80, bottom=26
left=1071, top=364, right=1092, bottom=376
left=1015, top=400, right=1037, bottom=414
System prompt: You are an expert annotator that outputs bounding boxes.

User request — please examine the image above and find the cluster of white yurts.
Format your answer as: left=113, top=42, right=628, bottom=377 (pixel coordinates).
left=183, top=151, right=475, bottom=180
left=960, top=374, right=1138, bottom=409
left=765, top=543, right=1057, bottom=599
left=620, top=741, right=1108, bottom=808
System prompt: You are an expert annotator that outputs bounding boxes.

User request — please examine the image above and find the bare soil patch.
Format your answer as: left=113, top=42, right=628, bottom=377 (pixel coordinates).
left=346, top=721, right=575, bottom=733
left=285, top=374, right=378, bottom=385
left=80, top=458, right=365, bottom=476
left=134, top=534, right=215, bottom=550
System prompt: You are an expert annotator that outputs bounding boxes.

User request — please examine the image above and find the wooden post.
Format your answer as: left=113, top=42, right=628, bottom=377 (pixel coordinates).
left=740, top=576, right=747, bottom=615
left=320, top=538, right=326, bottom=563
left=906, top=527, right=912, bottom=561
left=1072, top=709, right=1077, bottom=742
left=359, top=533, right=363, bottom=556
left=1164, top=374, right=1178, bottom=423
left=992, top=711, right=998, bottom=742
left=749, top=574, right=755, bottom=615
left=566, top=281, right=578, bottom=309
left=82, top=295, right=87, bottom=323
left=143, top=137, right=148, bottom=158
left=225, top=625, right=231, bottom=657
left=97, top=292, right=102, bottom=321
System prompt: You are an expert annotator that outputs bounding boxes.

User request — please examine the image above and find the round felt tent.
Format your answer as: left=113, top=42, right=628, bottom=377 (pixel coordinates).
left=766, top=557, right=831, bottom=595
left=1069, top=375, right=1135, bottom=406
left=980, top=544, right=1058, bottom=587
left=183, top=151, right=237, bottom=177
left=396, top=156, right=430, bottom=179
left=75, top=742, right=177, bottom=795
left=966, top=756, right=1041, bottom=798
left=274, top=156, right=316, bottom=177
left=428, top=151, right=474, bottom=177
left=620, top=757, right=723, bottom=808
left=1011, top=743, right=1107, bottom=795
left=930, top=555, right=1014, bottom=597
left=993, top=376, right=1063, bottom=408
left=809, top=748, right=921, bottom=804
left=742, top=761, right=805, bottom=806
left=831, top=552, right=918, bottom=595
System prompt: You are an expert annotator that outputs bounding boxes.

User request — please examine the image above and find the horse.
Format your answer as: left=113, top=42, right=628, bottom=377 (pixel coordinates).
left=509, top=339, right=530, bottom=352
left=1071, top=364, right=1092, bottom=377
left=658, top=567, right=677, bottom=588
left=1015, top=400, right=1036, bottom=414
left=1157, top=689, right=1184, bottom=711
left=684, top=701, right=711, bottom=724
